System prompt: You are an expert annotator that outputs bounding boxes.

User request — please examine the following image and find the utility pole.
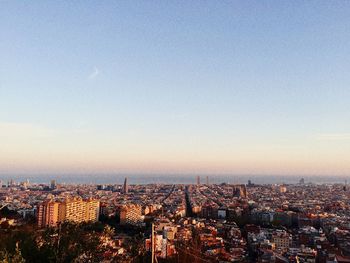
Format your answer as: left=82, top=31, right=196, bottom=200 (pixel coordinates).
left=151, top=223, right=155, bottom=263
left=56, top=222, right=62, bottom=263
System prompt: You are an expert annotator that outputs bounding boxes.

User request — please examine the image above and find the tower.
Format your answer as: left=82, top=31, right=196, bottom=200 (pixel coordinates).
left=50, top=180, right=57, bottom=190
left=196, top=176, right=200, bottom=185
left=206, top=176, right=209, bottom=185
left=344, top=180, right=348, bottom=191
left=123, top=177, right=128, bottom=194
left=233, top=184, right=247, bottom=198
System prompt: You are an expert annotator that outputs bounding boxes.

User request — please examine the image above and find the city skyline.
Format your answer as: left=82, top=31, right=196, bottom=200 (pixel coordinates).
left=1, top=1, right=350, bottom=176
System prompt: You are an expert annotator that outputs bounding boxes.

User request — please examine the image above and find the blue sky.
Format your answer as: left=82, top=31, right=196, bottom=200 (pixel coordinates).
left=1, top=1, right=350, bottom=176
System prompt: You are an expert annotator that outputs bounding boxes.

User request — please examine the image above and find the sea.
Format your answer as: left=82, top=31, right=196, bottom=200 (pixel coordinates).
left=0, top=174, right=349, bottom=185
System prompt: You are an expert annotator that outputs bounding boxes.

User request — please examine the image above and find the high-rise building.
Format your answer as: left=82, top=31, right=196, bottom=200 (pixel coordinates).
left=59, top=197, right=86, bottom=223
left=37, top=197, right=100, bottom=228
left=59, top=197, right=100, bottom=223
left=233, top=184, right=248, bottom=198
left=50, top=180, right=57, bottom=190
left=8, top=179, right=15, bottom=187
left=85, top=198, right=100, bottom=221
left=196, top=176, right=200, bottom=185
left=206, top=176, right=209, bottom=185
left=120, top=204, right=143, bottom=226
left=344, top=180, right=348, bottom=191
left=123, top=177, right=128, bottom=194
left=37, top=200, right=60, bottom=228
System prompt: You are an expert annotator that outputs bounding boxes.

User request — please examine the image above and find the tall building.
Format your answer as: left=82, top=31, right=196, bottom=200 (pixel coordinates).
left=120, top=204, right=143, bottom=226
left=123, top=177, right=128, bottom=194
left=59, top=197, right=86, bottom=223
left=59, top=197, right=100, bottom=223
left=37, top=197, right=100, bottom=228
left=50, top=180, right=57, bottom=190
left=233, top=184, right=248, bottom=198
left=196, top=176, right=200, bottom=185
left=206, top=176, right=209, bottom=185
left=85, top=198, right=100, bottom=221
left=37, top=200, right=60, bottom=228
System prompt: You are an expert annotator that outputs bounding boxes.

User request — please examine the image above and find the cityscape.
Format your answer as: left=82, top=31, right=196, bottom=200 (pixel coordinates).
left=1, top=177, right=350, bottom=262
left=2, top=1, right=350, bottom=262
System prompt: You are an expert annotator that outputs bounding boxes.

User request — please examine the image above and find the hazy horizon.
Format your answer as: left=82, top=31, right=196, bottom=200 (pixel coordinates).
left=0, top=173, right=349, bottom=186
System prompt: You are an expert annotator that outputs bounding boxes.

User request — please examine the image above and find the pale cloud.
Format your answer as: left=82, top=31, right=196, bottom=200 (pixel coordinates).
left=315, top=133, right=350, bottom=141
left=88, top=66, right=99, bottom=80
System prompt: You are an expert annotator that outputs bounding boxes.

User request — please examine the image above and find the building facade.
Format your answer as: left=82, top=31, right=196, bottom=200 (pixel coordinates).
left=37, top=200, right=60, bottom=228
left=37, top=197, right=100, bottom=227
left=120, top=204, right=143, bottom=226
